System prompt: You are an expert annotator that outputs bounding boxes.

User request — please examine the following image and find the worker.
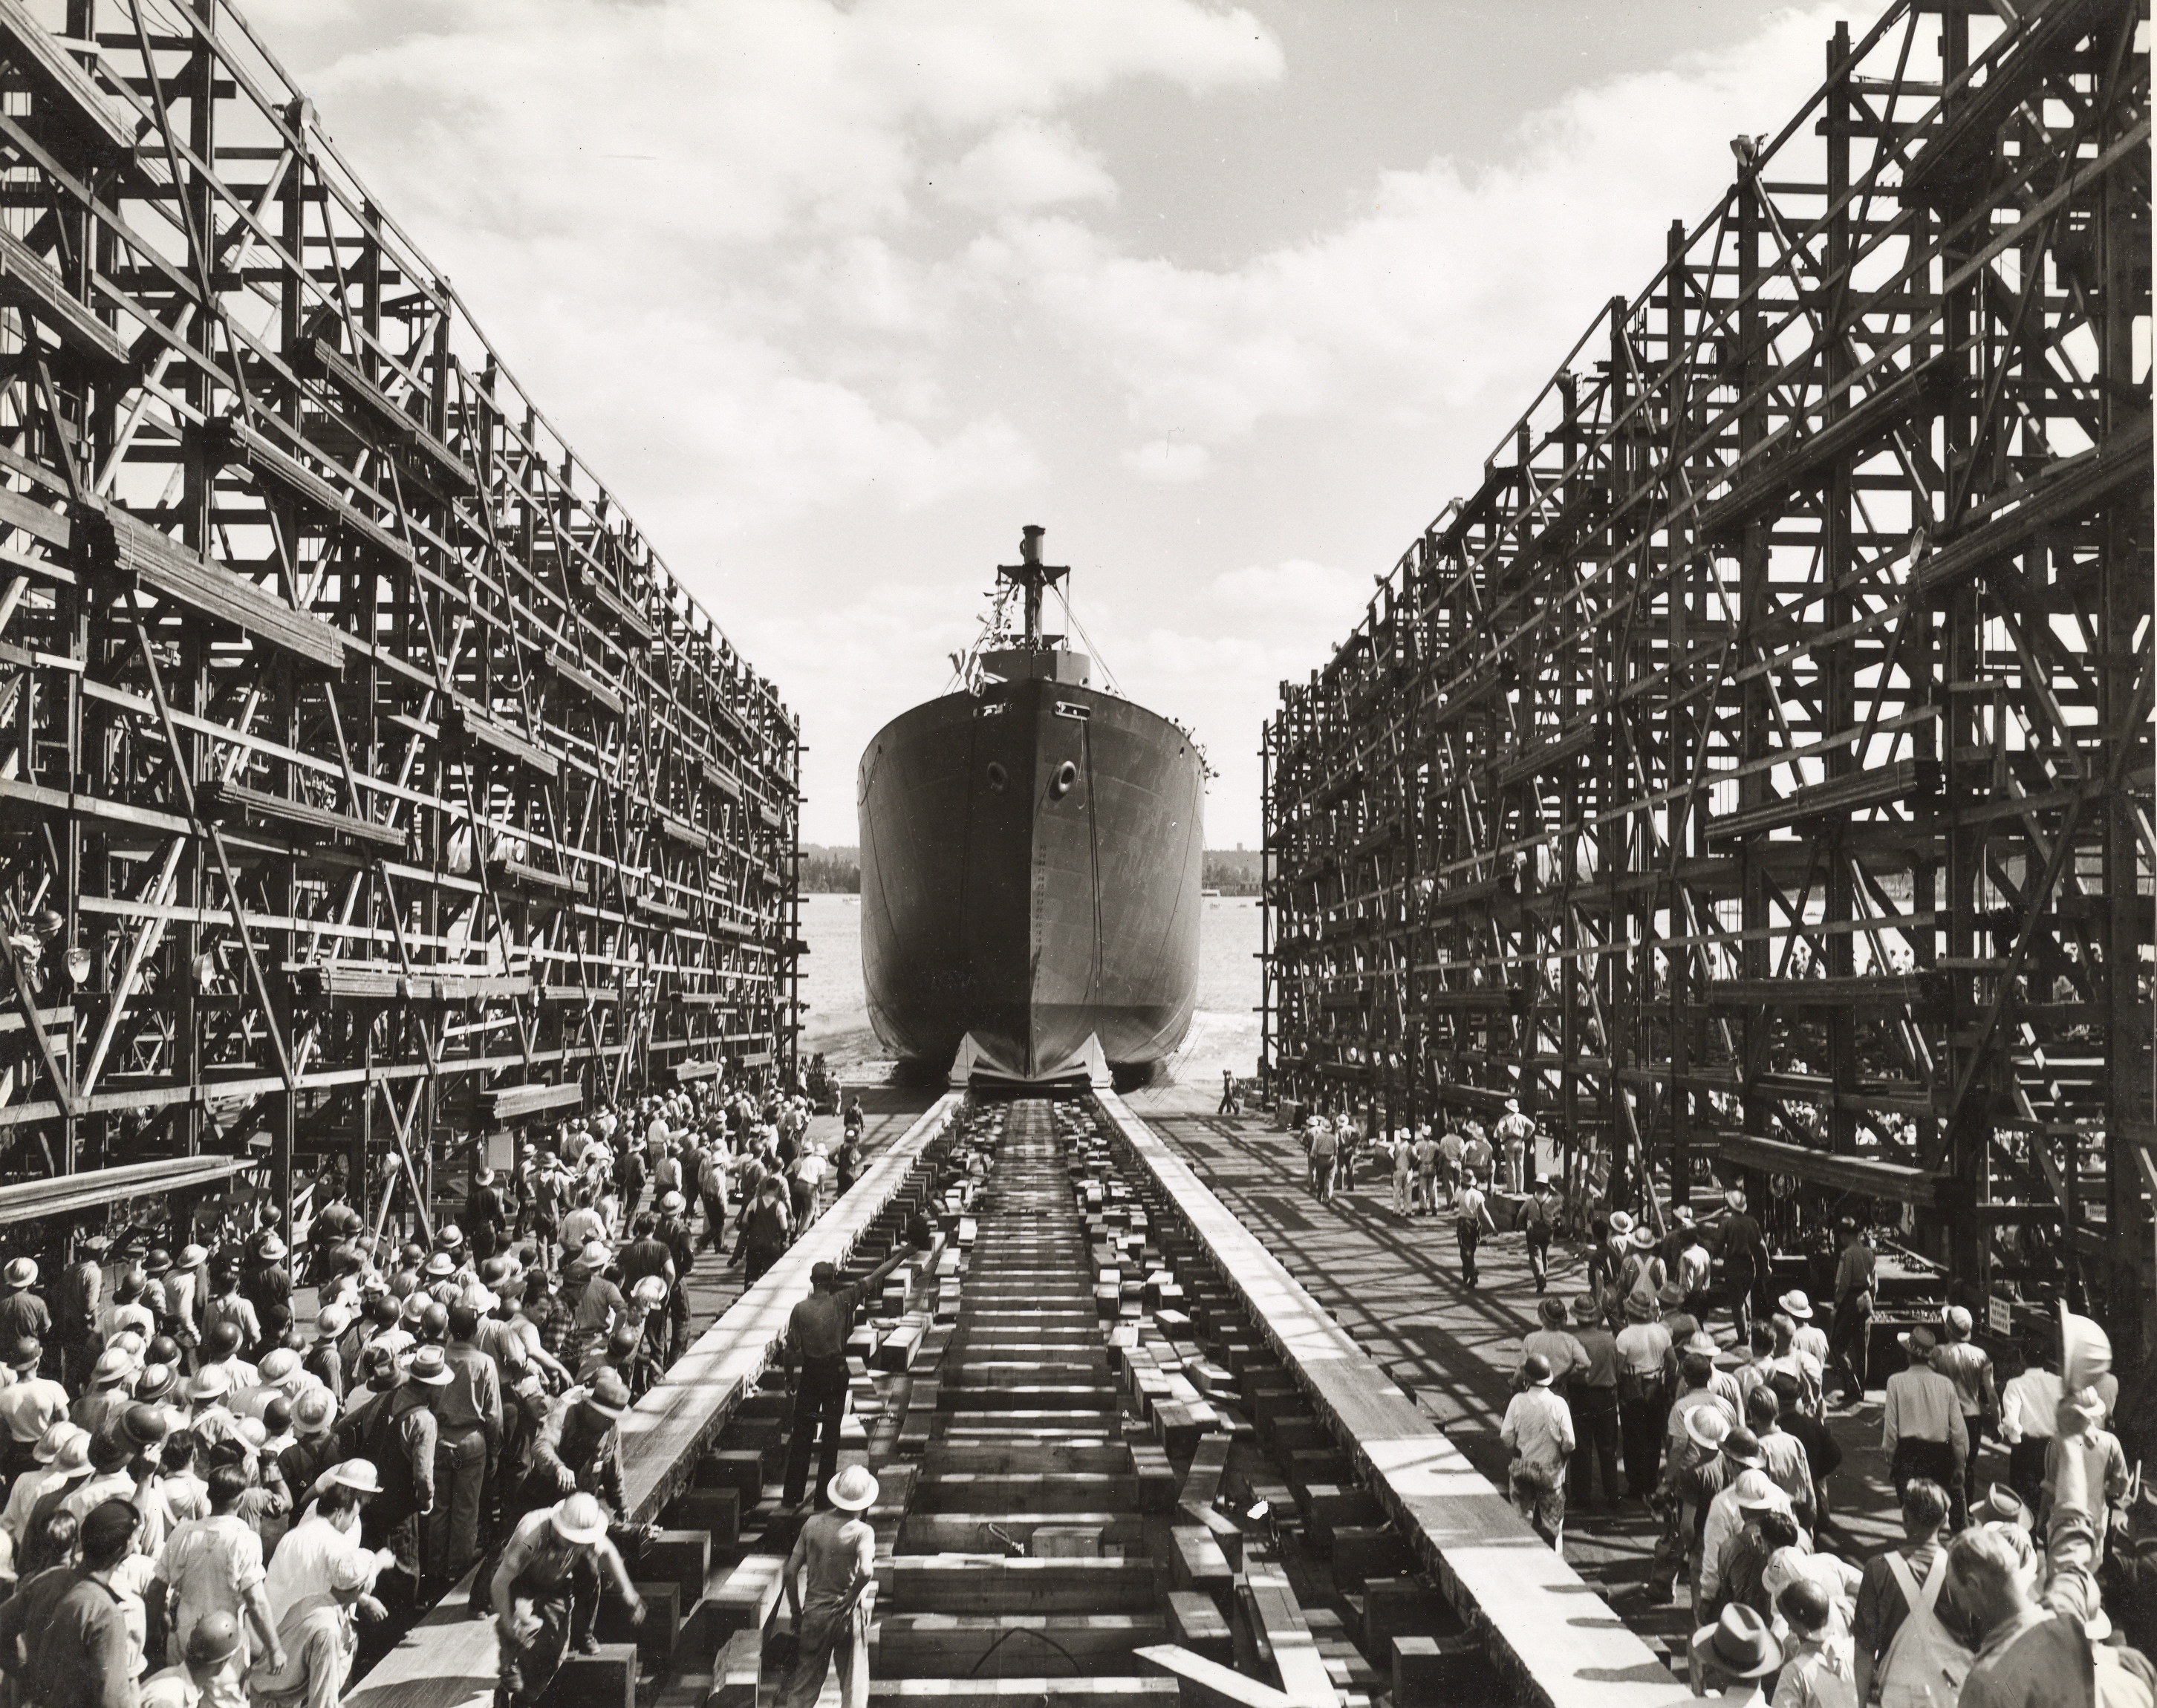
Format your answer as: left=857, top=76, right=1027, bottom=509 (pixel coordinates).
left=244, top=1548, right=368, bottom=1708
left=1882, top=1325, right=1968, bottom=1530
left=1500, top=1353, right=1573, bottom=1551
left=491, top=1493, right=644, bottom=1708
left=0, top=1497, right=143, bottom=1708
left=158, top=1464, right=285, bottom=1683
left=778, top=1466, right=879, bottom=1708
left=782, top=1245, right=915, bottom=1510
left=137, top=1609, right=240, bottom=1708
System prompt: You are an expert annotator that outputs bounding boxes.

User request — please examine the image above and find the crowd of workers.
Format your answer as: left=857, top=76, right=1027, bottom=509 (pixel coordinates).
left=1291, top=1099, right=2153, bottom=1706
left=0, top=1081, right=871, bottom=1708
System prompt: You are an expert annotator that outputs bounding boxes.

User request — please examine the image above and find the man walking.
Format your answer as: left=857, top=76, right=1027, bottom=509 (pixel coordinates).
left=1307, top=1118, right=1338, bottom=1205
left=1521, top=1177, right=1558, bottom=1293
left=1882, top=1324, right=1968, bottom=1528
left=778, top=1466, right=879, bottom=1708
left=1715, top=1189, right=1766, bottom=1343
left=1826, top=1219, right=1874, bottom=1404
left=1500, top=1354, right=1573, bottom=1551
left=1454, top=1173, right=1496, bottom=1289
left=1566, top=1292, right=1621, bottom=1510
left=783, top=1245, right=914, bottom=1510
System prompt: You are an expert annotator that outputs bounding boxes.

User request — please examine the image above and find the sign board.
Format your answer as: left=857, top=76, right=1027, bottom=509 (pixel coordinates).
left=1988, top=1295, right=2014, bottom=1337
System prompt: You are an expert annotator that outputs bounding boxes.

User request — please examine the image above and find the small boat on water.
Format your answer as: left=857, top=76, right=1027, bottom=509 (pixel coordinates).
left=857, top=528, right=1203, bottom=1083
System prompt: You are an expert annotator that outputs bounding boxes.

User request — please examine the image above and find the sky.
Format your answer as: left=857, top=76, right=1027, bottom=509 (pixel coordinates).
left=244, top=0, right=1874, bottom=847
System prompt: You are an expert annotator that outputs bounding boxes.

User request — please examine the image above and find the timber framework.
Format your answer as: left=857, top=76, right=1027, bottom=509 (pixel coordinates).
left=0, top=1, right=801, bottom=1231
left=1263, top=1, right=2153, bottom=1346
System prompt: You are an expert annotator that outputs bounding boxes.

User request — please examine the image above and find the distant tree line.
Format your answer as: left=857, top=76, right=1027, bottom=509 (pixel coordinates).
left=798, top=844, right=1263, bottom=896
left=801, top=846, right=862, bottom=893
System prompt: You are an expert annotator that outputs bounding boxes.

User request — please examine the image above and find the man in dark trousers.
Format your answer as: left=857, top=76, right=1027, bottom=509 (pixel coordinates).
left=781, top=1242, right=915, bottom=1510
left=1566, top=1290, right=1623, bottom=1510
left=1715, top=1188, right=1767, bottom=1343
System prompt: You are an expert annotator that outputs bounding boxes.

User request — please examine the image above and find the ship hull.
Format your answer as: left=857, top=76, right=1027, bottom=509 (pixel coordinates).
left=858, top=678, right=1203, bottom=1079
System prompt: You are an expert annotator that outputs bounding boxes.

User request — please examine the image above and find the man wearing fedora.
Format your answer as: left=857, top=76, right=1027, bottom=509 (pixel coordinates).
left=778, top=1465, right=879, bottom=1708
left=1566, top=1290, right=1622, bottom=1511
left=1883, top=1324, right=1968, bottom=1529
left=1688, top=1602, right=1783, bottom=1704
left=490, top=1493, right=644, bottom=1708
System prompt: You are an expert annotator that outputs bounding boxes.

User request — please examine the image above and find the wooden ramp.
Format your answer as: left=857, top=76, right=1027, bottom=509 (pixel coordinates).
left=1096, top=1092, right=1692, bottom=1708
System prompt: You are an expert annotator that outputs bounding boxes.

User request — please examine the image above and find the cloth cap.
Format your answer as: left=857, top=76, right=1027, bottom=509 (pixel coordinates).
left=328, top=1551, right=372, bottom=1593
left=828, top=1465, right=879, bottom=1510
left=187, top=1612, right=242, bottom=1667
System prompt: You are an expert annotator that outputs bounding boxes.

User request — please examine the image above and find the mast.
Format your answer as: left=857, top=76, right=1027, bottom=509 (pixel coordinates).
left=998, top=524, right=1070, bottom=648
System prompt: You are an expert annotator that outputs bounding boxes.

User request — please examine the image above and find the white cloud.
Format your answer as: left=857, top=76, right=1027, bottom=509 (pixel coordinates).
left=943, top=119, right=1118, bottom=212
left=974, top=7, right=1852, bottom=471
left=1208, top=559, right=1370, bottom=629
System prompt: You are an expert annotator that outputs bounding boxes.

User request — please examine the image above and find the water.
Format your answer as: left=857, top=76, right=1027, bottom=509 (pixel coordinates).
left=795, top=891, right=1263, bottom=1093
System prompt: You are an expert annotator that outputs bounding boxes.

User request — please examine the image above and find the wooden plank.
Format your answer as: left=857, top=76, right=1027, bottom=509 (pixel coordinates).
left=0, top=0, right=134, bottom=163
left=1099, top=1093, right=1685, bottom=1708
left=1132, top=1645, right=1307, bottom=1708
left=90, top=506, right=348, bottom=671
left=616, top=1094, right=958, bottom=1519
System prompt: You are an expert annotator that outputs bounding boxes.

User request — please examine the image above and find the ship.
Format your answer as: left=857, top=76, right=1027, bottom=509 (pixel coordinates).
left=858, top=527, right=1203, bottom=1083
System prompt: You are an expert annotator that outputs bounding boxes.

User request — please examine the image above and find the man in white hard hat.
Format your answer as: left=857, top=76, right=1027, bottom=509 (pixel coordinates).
left=778, top=1466, right=879, bottom=1708
left=491, top=1493, right=643, bottom=1708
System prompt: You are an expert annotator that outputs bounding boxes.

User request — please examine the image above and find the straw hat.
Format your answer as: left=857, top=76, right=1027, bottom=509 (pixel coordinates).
left=1607, top=1212, right=1635, bottom=1236
left=407, top=1346, right=454, bottom=1386
left=1629, top=1226, right=1657, bottom=1251
left=2, top=1258, right=35, bottom=1288
left=827, top=1465, right=879, bottom=1511
left=1977, top=1483, right=2034, bottom=1533
left=1899, top=1324, right=1941, bottom=1357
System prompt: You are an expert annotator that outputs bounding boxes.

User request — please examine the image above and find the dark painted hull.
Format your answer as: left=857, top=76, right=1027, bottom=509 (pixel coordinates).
left=858, top=677, right=1203, bottom=1078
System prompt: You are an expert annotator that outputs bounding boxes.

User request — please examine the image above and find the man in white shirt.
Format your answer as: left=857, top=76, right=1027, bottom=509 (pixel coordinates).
left=1882, top=1325, right=1968, bottom=1528
left=1699, top=1463, right=1797, bottom=1606
left=1615, top=1295, right=1673, bottom=1496
left=1778, top=1291, right=1830, bottom=1383
left=1500, top=1354, right=1574, bottom=1550
left=1997, top=1346, right=2062, bottom=1515
left=264, top=1481, right=388, bottom=1623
